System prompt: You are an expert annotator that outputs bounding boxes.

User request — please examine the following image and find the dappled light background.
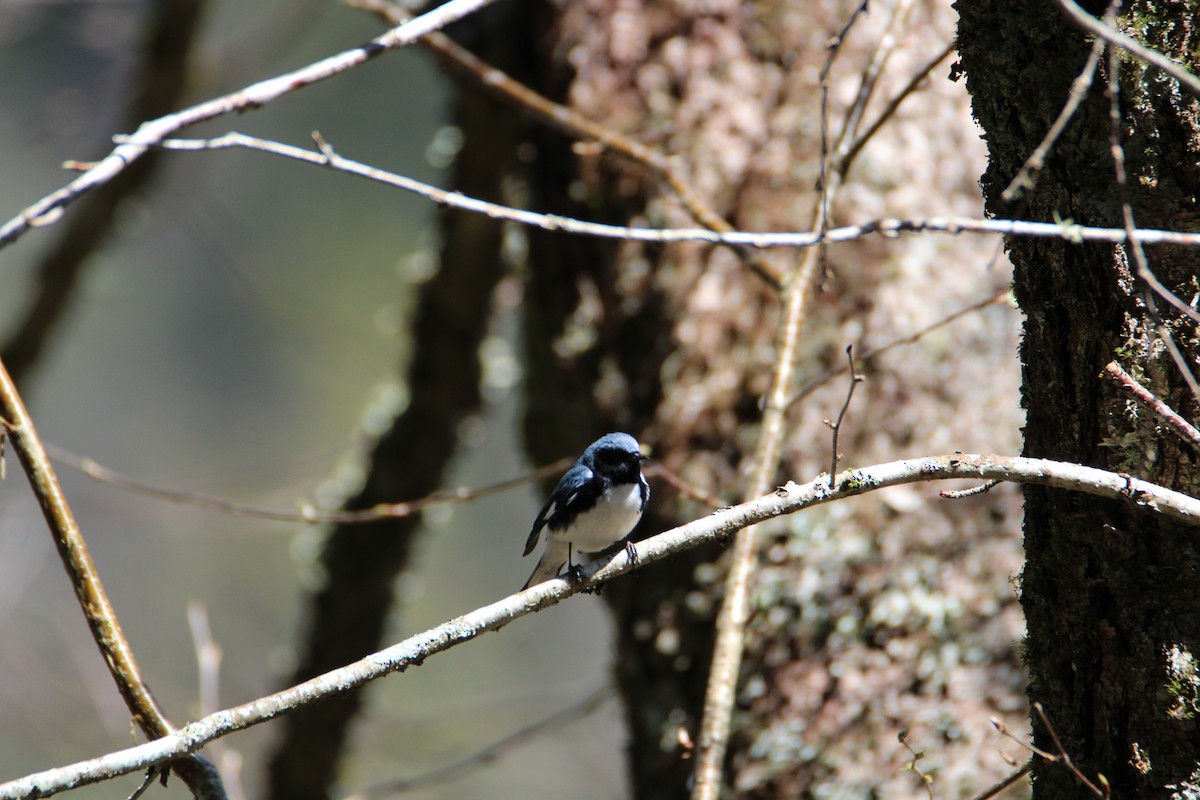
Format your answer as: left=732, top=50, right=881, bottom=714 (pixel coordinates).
left=0, top=2, right=623, bottom=798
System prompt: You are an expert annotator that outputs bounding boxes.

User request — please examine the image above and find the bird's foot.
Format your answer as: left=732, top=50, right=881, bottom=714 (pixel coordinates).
left=624, top=539, right=639, bottom=571
left=570, top=564, right=603, bottom=594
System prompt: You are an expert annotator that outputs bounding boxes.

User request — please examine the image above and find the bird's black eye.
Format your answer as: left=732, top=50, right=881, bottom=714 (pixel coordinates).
left=596, top=447, right=638, bottom=469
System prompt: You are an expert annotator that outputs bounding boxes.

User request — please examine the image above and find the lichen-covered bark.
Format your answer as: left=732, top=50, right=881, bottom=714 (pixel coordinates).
left=521, top=0, right=1025, bottom=796
left=957, top=0, right=1200, bottom=796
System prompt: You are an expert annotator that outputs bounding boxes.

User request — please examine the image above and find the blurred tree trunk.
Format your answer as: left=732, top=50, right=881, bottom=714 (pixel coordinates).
left=264, top=8, right=530, bottom=797
left=957, top=1, right=1200, bottom=797
left=518, top=0, right=1024, bottom=797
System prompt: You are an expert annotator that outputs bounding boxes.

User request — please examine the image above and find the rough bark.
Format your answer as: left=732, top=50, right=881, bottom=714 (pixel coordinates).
left=957, top=0, right=1200, bottom=796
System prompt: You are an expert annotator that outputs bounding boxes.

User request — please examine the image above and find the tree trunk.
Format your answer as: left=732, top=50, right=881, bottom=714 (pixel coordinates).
left=957, top=0, right=1200, bottom=796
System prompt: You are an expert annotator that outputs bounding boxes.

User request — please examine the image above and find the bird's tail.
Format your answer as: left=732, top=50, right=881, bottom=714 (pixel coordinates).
left=521, top=539, right=570, bottom=590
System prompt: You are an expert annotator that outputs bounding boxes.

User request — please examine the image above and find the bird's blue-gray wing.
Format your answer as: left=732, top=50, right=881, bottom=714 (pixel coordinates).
left=523, top=463, right=594, bottom=556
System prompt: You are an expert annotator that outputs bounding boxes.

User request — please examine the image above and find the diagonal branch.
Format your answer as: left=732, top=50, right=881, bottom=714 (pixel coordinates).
left=3, top=452, right=1197, bottom=799
left=1055, top=0, right=1200, bottom=98
left=131, top=132, right=1200, bottom=250
left=47, top=443, right=570, bottom=525
left=1, top=0, right=208, bottom=384
left=0, top=357, right=225, bottom=799
left=0, top=0, right=503, bottom=250
left=350, top=0, right=789, bottom=289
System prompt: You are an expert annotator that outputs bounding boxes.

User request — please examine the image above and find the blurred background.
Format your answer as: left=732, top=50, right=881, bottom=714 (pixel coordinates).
left=0, top=2, right=625, bottom=798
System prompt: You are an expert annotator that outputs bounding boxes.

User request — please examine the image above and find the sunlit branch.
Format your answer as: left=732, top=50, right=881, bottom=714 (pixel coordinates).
left=4, top=453, right=1197, bottom=799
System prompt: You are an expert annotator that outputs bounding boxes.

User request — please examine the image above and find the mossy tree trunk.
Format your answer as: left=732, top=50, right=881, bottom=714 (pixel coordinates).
left=957, top=1, right=1200, bottom=796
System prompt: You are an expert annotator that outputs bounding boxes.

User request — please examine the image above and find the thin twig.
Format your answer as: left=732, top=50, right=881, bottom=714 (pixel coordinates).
left=126, top=768, right=160, bottom=800
left=1033, top=703, right=1109, bottom=798
left=898, top=729, right=934, bottom=800
left=1103, top=361, right=1200, bottom=450
left=4, top=452, right=1200, bottom=799
left=965, top=763, right=1032, bottom=800
left=690, top=268, right=808, bottom=800
left=0, top=0, right=504, bottom=249
left=1100, top=10, right=1200, bottom=412
left=827, top=345, right=864, bottom=487
left=1157, top=324, right=1200, bottom=408
left=830, top=0, right=915, bottom=179
left=348, top=0, right=788, bottom=289
left=47, top=443, right=571, bottom=525
left=0, top=0, right=207, bottom=385
left=345, top=688, right=611, bottom=797
left=1055, top=0, right=1200, bottom=98
left=110, top=132, right=1200, bottom=250
left=171, top=130, right=1200, bottom=249
left=645, top=461, right=726, bottom=509
left=0, top=357, right=226, bottom=799
left=991, top=707, right=1108, bottom=799
left=186, top=605, right=247, bottom=800
left=790, top=291, right=1012, bottom=408
left=0, top=361, right=172, bottom=729
left=838, top=40, right=956, bottom=178
left=692, top=5, right=895, bottom=797
left=1002, top=18, right=1107, bottom=202
left=939, top=480, right=999, bottom=498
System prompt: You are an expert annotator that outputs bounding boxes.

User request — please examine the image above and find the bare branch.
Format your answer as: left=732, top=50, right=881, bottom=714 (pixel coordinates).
left=838, top=41, right=957, bottom=179
left=940, top=480, right=999, bottom=499
left=1103, top=361, right=1200, bottom=450
left=47, top=443, right=571, bottom=525
left=344, top=688, right=610, bottom=797
left=4, top=452, right=1198, bottom=799
left=644, top=461, right=726, bottom=510
left=1002, top=19, right=1107, bottom=202
left=1033, top=703, right=1109, bottom=798
left=350, top=0, right=789, bottom=289
left=964, top=763, right=1032, bottom=800
left=1055, top=0, right=1200, bottom=98
left=109, top=131, right=1200, bottom=250
left=791, top=291, right=1012, bottom=408
left=0, top=358, right=225, bottom=799
left=692, top=6, right=911, bottom=792
left=827, top=345, right=864, bottom=486
left=0, top=0, right=504, bottom=250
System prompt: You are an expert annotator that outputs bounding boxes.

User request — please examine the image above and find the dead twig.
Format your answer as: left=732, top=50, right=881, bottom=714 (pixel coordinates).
left=991, top=704, right=1109, bottom=799
left=1103, top=361, right=1200, bottom=450
left=1055, top=0, right=1200, bottom=98
left=345, top=688, right=611, bottom=797
left=898, top=729, right=935, bottom=800
left=348, top=0, right=788, bottom=289
left=826, top=345, right=864, bottom=486
left=47, top=442, right=571, bottom=525
left=940, top=480, right=999, bottom=499
left=0, top=357, right=225, bottom=799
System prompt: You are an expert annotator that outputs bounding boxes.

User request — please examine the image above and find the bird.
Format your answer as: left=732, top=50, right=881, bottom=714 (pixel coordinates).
left=522, top=432, right=650, bottom=590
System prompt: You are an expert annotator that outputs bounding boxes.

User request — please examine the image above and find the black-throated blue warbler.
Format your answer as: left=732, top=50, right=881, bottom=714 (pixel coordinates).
left=522, top=433, right=650, bottom=589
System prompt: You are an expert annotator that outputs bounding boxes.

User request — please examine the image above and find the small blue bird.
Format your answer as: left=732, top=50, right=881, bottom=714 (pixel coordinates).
left=522, top=433, right=650, bottom=589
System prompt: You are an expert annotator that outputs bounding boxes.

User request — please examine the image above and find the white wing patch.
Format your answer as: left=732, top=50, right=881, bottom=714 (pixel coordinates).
left=550, top=482, right=645, bottom=553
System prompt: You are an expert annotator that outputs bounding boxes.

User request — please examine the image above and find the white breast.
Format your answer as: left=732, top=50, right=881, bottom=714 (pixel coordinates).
left=554, top=482, right=644, bottom=553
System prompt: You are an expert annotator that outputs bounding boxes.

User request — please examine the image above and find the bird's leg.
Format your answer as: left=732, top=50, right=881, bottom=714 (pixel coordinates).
left=566, top=542, right=586, bottom=583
